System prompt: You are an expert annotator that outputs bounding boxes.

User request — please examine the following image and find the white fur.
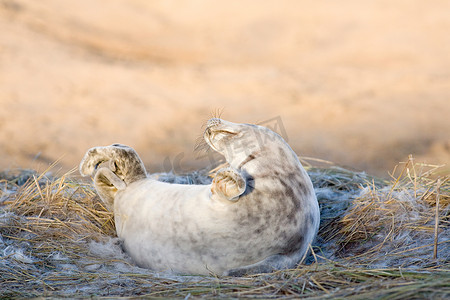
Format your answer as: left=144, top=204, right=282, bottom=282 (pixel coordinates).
left=80, top=118, right=320, bottom=275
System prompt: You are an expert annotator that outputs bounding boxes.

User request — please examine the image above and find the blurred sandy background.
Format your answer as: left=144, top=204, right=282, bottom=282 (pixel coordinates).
left=0, top=0, right=449, bottom=177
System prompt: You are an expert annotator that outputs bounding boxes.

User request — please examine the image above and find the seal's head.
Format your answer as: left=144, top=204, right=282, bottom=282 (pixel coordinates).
left=204, top=118, right=298, bottom=171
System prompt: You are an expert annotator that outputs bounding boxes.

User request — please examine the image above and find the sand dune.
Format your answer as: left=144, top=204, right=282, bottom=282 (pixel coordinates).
left=0, top=0, right=449, bottom=176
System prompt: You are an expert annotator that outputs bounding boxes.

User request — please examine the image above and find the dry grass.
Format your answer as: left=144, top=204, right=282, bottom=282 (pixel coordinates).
left=0, top=157, right=449, bottom=298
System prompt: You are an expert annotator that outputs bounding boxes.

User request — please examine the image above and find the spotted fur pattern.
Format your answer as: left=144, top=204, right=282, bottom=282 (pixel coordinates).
left=80, top=119, right=320, bottom=276
left=79, top=144, right=147, bottom=209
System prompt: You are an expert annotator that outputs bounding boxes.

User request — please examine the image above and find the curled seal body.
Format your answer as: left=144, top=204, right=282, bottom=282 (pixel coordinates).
left=80, top=118, right=320, bottom=276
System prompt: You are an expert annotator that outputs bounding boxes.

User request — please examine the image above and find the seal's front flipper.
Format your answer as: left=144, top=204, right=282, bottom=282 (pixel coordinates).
left=211, top=167, right=246, bottom=202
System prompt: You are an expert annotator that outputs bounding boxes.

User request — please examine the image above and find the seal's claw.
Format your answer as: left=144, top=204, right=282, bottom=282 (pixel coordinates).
left=211, top=167, right=246, bottom=202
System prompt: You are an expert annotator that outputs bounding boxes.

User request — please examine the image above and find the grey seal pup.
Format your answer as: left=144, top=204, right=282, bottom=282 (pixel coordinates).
left=79, top=118, right=320, bottom=276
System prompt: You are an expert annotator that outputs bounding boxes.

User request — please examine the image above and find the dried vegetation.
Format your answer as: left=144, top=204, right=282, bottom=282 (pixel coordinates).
left=0, top=157, right=448, bottom=298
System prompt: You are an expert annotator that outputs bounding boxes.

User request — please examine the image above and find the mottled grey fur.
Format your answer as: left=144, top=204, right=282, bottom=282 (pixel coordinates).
left=79, top=144, right=147, bottom=210
left=80, top=119, right=320, bottom=276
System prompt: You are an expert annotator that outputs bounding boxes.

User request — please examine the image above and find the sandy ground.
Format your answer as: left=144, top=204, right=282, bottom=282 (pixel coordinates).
left=0, top=0, right=449, bottom=177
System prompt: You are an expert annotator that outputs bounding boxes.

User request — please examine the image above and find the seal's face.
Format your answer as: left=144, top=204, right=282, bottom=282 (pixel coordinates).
left=204, top=118, right=292, bottom=170
left=204, top=118, right=241, bottom=153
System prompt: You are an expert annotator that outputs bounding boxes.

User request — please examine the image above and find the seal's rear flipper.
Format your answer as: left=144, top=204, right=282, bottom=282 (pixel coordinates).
left=80, top=144, right=147, bottom=210
left=93, top=167, right=126, bottom=210
left=79, top=146, right=112, bottom=177
left=79, top=144, right=147, bottom=184
left=211, top=167, right=246, bottom=202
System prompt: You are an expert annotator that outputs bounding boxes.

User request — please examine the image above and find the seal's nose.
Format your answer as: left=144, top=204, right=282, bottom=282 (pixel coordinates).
left=207, top=118, right=222, bottom=128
